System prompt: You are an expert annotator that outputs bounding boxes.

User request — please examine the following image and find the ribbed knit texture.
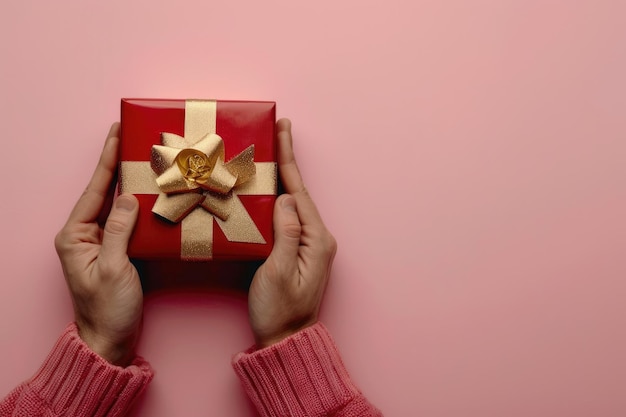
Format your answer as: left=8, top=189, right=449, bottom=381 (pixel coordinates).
left=232, top=322, right=383, bottom=417
left=0, top=323, right=153, bottom=417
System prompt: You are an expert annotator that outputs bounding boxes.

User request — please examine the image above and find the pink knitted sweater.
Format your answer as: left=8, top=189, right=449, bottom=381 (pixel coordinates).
left=0, top=322, right=382, bottom=416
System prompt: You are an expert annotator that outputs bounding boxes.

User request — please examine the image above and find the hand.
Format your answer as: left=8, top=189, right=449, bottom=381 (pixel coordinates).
left=249, top=119, right=337, bottom=348
left=55, top=123, right=142, bottom=366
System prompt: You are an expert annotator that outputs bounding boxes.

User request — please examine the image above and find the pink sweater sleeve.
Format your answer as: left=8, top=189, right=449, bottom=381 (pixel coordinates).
left=232, top=322, right=383, bottom=417
left=0, top=323, right=153, bottom=417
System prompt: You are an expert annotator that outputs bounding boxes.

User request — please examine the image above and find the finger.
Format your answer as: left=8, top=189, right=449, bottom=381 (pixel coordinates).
left=266, top=194, right=302, bottom=275
left=276, top=119, right=324, bottom=226
left=96, top=162, right=118, bottom=227
left=67, top=123, right=120, bottom=224
left=99, top=193, right=139, bottom=265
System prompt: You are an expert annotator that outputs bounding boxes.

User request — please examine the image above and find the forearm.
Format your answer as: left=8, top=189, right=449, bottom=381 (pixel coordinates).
left=233, top=322, right=382, bottom=417
left=0, top=324, right=153, bottom=417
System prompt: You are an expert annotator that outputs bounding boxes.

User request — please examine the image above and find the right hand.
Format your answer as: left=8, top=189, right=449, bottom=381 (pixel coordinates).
left=248, top=119, right=337, bottom=348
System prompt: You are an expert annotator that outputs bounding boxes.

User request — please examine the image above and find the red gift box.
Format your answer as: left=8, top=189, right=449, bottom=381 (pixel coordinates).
left=119, top=99, right=277, bottom=260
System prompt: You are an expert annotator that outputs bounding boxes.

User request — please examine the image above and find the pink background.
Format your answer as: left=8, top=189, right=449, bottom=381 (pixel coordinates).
left=1, top=1, right=625, bottom=416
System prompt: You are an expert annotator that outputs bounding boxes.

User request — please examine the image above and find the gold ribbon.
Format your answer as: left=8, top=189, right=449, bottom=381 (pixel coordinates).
left=120, top=100, right=277, bottom=260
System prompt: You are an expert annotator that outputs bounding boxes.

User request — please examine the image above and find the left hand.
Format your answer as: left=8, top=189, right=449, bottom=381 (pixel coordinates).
left=55, top=123, right=143, bottom=367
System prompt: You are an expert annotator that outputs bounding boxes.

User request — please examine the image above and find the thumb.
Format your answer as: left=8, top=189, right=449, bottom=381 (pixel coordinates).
left=267, top=194, right=301, bottom=270
left=100, top=194, right=139, bottom=263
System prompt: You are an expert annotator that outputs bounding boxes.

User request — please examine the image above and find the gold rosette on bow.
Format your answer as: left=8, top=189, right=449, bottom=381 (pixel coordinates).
left=120, top=100, right=277, bottom=260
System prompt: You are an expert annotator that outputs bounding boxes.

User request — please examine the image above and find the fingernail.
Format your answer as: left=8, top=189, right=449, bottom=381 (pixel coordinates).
left=116, top=195, right=136, bottom=211
left=281, top=196, right=296, bottom=212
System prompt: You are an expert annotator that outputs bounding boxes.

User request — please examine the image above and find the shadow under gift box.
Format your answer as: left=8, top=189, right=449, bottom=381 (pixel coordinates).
left=119, top=98, right=277, bottom=261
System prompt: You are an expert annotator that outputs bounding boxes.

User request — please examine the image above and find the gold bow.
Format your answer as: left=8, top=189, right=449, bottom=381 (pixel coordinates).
left=151, top=132, right=257, bottom=223
left=120, top=100, right=277, bottom=260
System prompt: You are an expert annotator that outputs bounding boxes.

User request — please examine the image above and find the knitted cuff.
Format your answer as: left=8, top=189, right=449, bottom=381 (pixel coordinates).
left=27, top=323, right=153, bottom=417
left=232, top=322, right=361, bottom=417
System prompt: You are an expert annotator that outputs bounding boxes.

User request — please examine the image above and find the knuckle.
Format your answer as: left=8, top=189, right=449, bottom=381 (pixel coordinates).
left=320, top=229, right=337, bottom=257
left=282, top=221, right=302, bottom=240
left=310, top=228, right=337, bottom=258
left=54, top=231, right=63, bottom=252
left=54, top=229, right=70, bottom=253
left=326, top=233, right=338, bottom=255
left=104, top=216, right=128, bottom=236
left=293, top=185, right=310, bottom=200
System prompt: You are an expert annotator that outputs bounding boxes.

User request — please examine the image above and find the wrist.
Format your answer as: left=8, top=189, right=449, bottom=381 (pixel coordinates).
left=255, top=320, right=317, bottom=349
left=256, top=333, right=290, bottom=349
left=77, top=325, right=136, bottom=367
